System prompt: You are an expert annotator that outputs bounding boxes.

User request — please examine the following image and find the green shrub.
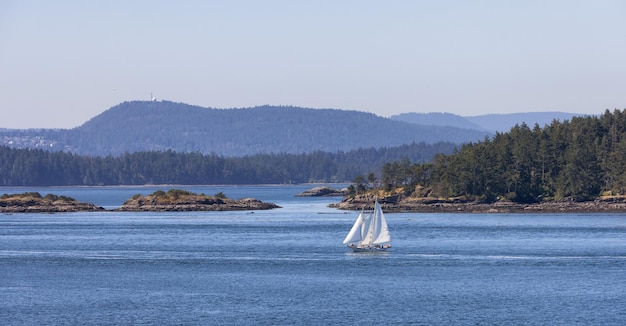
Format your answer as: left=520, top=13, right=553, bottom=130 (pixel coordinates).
left=24, top=192, right=43, bottom=199
left=151, top=190, right=167, bottom=197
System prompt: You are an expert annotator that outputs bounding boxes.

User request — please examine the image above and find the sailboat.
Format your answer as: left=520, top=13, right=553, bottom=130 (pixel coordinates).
left=343, top=199, right=391, bottom=252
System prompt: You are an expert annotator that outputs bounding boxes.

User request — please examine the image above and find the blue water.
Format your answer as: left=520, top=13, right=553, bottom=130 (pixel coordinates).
left=1, top=185, right=625, bottom=325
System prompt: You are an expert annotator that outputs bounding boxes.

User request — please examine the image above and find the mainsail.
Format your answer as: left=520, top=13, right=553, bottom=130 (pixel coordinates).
left=371, top=201, right=391, bottom=244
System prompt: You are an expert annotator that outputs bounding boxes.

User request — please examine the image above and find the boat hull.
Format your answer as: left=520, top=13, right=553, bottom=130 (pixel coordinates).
left=348, top=245, right=391, bottom=253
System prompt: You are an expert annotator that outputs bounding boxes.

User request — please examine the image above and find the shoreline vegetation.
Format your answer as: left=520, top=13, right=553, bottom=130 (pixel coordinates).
left=0, top=190, right=280, bottom=213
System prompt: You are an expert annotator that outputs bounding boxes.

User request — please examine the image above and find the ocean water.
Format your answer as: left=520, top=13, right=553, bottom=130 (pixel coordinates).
left=1, top=185, right=625, bottom=325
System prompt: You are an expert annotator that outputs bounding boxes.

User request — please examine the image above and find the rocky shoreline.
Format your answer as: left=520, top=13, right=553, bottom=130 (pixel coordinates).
left=114, top=189, right=280, bottom=212
left=117, top=197, right=280, bottom=212
left=329, top=196, right=626, bottom=213
left=0, top=190, right=280, bottom=213
left=4, top=189, right=626, bottom=214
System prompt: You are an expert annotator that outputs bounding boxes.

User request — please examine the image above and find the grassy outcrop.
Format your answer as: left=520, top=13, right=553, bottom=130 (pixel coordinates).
left=0, top=192, right=105, bottom=213
left=118, top=189, right=280, bottom=211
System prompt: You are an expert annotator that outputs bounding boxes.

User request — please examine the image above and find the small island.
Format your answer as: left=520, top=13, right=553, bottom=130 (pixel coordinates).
left=296, top=186, right=349, bottom=197
left=117, top=189, right=280, bottom=212
left=0, top=192, right=105, bottom=213
left=0, top=189, right=280, bottom=214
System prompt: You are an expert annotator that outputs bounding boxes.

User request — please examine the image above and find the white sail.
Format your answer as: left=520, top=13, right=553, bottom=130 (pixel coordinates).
left=343, top=212, right=365, bottom=245
left=372, top=201, right=391, bottom=244
left=360, top=212, right=374, bottom=245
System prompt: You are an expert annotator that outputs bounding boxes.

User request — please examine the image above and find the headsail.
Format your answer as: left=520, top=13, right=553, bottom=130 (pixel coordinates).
left=343, top=212, right=365, bottom=245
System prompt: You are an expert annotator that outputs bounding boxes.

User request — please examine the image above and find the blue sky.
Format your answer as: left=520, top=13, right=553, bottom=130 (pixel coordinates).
left=1, top=0, right=625, bottom=128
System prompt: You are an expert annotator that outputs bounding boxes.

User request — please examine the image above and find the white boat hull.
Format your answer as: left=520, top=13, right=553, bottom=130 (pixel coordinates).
left=348, top=244, right=391, bottom=252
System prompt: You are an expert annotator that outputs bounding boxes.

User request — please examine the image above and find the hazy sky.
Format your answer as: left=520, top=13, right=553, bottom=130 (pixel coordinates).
left=1, top=0, right=625, bottom=128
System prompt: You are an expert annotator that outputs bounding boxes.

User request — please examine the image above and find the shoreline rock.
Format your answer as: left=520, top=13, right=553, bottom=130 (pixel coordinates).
left=329, top=195, right=626, bottom=213
left=117, top=197, right=280, bottom=212
left=0, top=190, right=280, bottom=213
left=0, top=192, right=105, bottom=213
left=116, top=190, right=280, bottom=212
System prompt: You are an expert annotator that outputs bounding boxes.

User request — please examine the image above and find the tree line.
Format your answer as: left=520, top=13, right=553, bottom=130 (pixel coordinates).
left=366, top=109, right=626, bottom=203
left=0, top=142, right=456, bottom=186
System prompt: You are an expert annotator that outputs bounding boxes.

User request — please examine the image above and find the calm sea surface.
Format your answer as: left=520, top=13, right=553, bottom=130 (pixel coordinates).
left=1, top=185, right=625, bottom=325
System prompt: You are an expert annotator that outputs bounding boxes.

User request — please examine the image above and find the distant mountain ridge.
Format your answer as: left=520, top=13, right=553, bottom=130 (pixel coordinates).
left=390, top=112, right=585, bottom=133
left=0, top=101, right=489, bottom=156
left=465, top=112, right=586, bottom=132
left=0, top=101, right=590, bottom=156
left=390, top=112, right=487, bottom=131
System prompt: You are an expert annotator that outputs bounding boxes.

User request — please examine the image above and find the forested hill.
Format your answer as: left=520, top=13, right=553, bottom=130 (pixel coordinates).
left=374, top=109, right=626, bottom=203
left=0, top=101, right=488, bottom=156
left=0, top=142, right=457, bottom=186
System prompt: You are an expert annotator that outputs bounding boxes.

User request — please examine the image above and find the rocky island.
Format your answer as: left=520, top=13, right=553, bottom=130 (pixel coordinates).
left=296, top=186, right=349, bottom=197
left=0, top=189, right=279, bottom=213
left=117, top=189, right=280, bottom=212
left=0, top=192, right=105, bottom=213
left=329, top=193, right=626, bottom=213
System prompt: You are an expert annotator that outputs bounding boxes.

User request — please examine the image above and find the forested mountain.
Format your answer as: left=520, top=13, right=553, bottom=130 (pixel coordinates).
left=373, top=109, right=626, bottom=203
left=0, top=101, right=488, bottom=156
left=0, top=142, right=456, bottom=186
